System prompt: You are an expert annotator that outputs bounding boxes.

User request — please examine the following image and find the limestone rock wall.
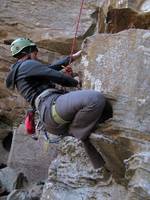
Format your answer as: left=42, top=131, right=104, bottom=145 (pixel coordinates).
left=41, top=29, right=150, bottom=200
left=0, top=0, right=150, bottom=199
left=81, top=29, right=150, bottom=199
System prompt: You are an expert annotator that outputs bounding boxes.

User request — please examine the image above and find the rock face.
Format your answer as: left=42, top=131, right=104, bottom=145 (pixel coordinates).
left=0, top=167, right=27, bottom=192
left=41, top=29, right=150, bottom=200
left=105, top=7, right=150, bottom=33
left=0, top=0, right=150, bottom=200
left=0, top=0, right=99, bottom=53
left=41, top=137, right=127, bottom=200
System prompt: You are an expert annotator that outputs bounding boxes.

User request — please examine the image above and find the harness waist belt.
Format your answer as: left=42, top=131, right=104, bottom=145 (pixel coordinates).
left=35, top=89, right=70, bottom=125
left=51, top=104, right=70, bottom=125
left=35, top=89, right=57, bottom=108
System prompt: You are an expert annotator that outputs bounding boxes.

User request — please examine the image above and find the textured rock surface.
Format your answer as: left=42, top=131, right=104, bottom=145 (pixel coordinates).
left=41, top=137, right=127, bottom=200
left=82, top=29, right=150, bottom=134
left=82, top=29, right=150, bottom=198
left=8, top=125, right=58, bottom=183
left=42, top=29, right=150, bottom=200
left=7, top=190, right=31, bottom=200
left=0, top=167, right=27, bottom=192
left=0, top=0, right=99, bottom=52
left=0, top=0, right=150, bottom=200
left=125, top=152, right=150, bottom=199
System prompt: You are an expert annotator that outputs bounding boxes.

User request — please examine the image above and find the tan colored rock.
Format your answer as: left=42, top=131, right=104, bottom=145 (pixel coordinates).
left=41, top=137, right=127, bottom=200
left=105, top=7, right=150, bottom=33
left=0, top=0, right=99, bottom=49
left=97, top=0, right=128, bottom=33
left=97, top=1, right=150, bottom=34
left=83, top=29, right=150, bottom=198
left=0, top=167, right=28, bottom=192
left=82, top=29, right=150, bottom=133
left=42, top=29, right=150, bottom=200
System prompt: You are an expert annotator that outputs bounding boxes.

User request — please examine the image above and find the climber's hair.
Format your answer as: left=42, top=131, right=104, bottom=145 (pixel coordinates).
left=14, top=46, right=38, bottom=59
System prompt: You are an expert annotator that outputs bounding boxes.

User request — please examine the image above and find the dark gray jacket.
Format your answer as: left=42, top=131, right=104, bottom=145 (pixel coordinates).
left=6, top=56, right=78, bottom=107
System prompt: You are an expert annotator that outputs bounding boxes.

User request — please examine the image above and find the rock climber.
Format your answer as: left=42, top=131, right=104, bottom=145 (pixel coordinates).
left=6, top=38, right=110, bottom=169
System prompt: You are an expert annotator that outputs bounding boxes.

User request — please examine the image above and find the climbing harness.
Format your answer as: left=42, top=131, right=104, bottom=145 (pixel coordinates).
left=25, top=0, right=85, bottom=145
left=36, top=119, right=63, bottom=144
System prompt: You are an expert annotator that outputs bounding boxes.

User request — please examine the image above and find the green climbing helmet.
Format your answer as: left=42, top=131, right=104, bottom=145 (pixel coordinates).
left=11, top=38, right=36, bottom=56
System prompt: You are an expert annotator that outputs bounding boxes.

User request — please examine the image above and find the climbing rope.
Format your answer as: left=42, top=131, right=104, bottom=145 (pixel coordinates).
left=34, top=1, right=85, bottom=148
left=44, top=1, right=85, bottom=144
left=69, top=0, right=85, bottom=64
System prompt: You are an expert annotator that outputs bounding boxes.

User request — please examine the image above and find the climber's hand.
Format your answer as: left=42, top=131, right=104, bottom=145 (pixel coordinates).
left=61, top=65, right=73, bottom=76
left=72, top=50, right=82, bottom=61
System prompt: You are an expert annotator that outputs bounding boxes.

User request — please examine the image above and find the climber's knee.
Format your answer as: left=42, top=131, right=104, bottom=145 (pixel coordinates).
left=89, top=91, right=106, bottom=108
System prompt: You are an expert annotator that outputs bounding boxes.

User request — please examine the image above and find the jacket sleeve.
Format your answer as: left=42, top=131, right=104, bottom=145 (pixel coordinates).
left=48, top=56, right=73, bottom=71
left=25, top=64, right=78, bottom=87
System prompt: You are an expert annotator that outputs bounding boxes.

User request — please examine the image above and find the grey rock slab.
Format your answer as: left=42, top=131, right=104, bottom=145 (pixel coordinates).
left=41, top=137, right=127, bottom=200
left=81, top=29, right=150, bottom=134
left=8, top=124, right=58, bottom=183
left=0, top=167, right=27, bottom=193
left=7, top=190, right=31, bottom=200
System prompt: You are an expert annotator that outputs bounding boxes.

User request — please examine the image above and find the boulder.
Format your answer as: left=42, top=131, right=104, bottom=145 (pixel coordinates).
left=0, top=167, right=28, bottom=193
left=8, top=124, right=58, bottom=183
left=125, top=152, right=150, bottom=199
left=105, top=7, right=150, bottom=33
left=0, top=0, right=99, bottom=50
left=29, top=182, right=45, bottom=200
left=41, top=29, right=150, bottom=200
left=82, top=28, right=150, bottom=198
left=41, top=137, right=127, bottom=200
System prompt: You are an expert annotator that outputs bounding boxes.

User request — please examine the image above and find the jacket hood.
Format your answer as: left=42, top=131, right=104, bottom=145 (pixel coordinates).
left=6, top=61, right=22, bottom=90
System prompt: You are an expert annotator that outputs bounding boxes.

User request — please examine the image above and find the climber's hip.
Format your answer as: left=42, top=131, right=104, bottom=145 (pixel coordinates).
left=35, top=90, right=69, bottom=136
